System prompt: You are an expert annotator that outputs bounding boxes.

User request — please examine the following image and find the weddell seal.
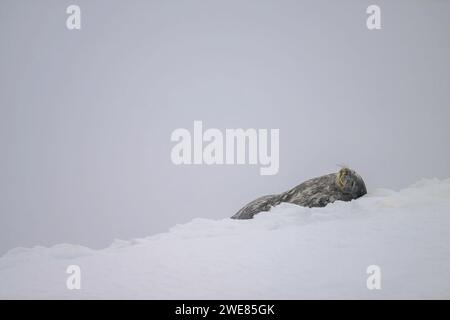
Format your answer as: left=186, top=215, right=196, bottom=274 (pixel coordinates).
left=231, top=167, right=367, bottom=219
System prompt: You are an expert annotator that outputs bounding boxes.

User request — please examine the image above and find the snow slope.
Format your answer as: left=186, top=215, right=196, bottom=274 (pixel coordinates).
left=1, top=178, right=450, bottom=299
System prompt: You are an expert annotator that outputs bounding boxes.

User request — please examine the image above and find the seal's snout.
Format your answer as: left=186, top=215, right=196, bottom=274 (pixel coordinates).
left=353, top=175, right=367, bottom=198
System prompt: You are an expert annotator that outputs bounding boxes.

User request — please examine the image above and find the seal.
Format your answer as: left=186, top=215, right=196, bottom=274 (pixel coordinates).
left=231, top=167, right=367, bottom=219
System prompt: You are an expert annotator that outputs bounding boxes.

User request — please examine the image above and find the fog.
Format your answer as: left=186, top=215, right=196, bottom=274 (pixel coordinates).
left=1, top=0, right=449, bottom=254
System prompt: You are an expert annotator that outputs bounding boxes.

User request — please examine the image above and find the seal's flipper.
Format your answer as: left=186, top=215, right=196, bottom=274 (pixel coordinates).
left=231, top=194, right=281, bottom=220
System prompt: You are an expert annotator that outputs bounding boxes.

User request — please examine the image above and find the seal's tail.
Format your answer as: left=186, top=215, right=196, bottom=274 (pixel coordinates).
left=231, top=194, right=282, bottom=220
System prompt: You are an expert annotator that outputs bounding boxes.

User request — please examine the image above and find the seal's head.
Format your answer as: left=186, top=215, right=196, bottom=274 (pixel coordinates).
left=336, top=167, right=367, bottom=199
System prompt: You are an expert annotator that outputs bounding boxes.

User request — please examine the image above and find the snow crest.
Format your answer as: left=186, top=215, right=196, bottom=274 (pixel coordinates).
left=1, top=178, right=450, bottom=299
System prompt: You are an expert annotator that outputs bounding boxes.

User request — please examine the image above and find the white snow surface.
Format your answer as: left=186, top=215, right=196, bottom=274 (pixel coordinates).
left=1, top=178, right=450, bottom=299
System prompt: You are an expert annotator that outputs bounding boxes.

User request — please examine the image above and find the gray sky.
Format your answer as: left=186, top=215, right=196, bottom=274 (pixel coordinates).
left=1, top=0, right=449, bottom=254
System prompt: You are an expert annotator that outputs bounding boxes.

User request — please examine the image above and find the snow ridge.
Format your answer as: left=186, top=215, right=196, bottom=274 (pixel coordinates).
left=1, top=178, right=450, bottom=299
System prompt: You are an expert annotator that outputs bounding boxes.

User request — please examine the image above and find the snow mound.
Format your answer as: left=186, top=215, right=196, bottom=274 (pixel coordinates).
left=1, top=178, right=450, bottom=299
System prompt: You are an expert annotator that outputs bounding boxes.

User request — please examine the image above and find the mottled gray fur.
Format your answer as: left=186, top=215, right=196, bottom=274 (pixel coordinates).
left=231, top=168, right=367, bottom=219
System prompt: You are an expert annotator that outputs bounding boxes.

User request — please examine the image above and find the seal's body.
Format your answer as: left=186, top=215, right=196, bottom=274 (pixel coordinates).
left=231, top=168, right=367, bottom=219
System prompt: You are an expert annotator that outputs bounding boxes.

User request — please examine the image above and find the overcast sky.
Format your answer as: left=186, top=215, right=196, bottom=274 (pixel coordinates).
left=1, top=0, right=449, bottom=254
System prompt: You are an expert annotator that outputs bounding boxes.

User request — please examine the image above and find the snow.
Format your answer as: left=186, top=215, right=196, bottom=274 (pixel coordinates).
left=1, top=178, right=450, bottom=299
